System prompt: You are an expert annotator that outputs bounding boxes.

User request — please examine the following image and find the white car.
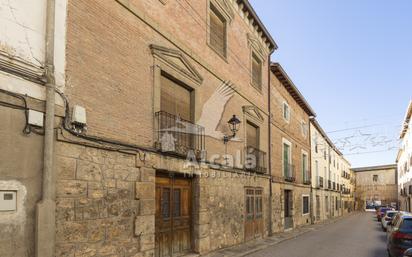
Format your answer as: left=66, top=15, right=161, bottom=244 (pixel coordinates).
left=381, top=210, right=398, bottom=231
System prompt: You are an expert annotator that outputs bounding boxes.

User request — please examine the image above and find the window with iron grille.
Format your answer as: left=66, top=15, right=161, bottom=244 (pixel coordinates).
left=209, top=4, right=226, bottom=58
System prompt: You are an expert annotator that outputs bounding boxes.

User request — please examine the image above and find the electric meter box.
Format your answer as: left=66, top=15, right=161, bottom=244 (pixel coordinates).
left=0, top=191, right=17, bottom=211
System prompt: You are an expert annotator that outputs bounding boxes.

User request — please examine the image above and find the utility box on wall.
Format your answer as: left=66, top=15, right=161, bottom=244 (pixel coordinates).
left=0, top=191, right=17, bottom=211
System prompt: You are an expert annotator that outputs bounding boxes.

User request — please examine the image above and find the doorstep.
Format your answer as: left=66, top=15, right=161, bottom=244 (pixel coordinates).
left=201, top=213, right=356, bottom=257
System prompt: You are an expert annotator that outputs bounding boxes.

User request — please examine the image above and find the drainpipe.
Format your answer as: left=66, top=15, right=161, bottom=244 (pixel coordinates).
left=36, top=0, right=56, bottom=256
left=268, top=52, right=274, bottom=236
left=308, top=117, right=314, bottom=224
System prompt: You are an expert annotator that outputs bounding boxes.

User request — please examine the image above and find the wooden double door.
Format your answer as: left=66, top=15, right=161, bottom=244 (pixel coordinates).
left=155, top=174, right=192, bottom=257
left=245, top=187, right=263, bottom=241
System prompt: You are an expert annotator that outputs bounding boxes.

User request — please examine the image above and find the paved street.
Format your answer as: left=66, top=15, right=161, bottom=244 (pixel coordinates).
left=248, top=213, right=387, bottom=257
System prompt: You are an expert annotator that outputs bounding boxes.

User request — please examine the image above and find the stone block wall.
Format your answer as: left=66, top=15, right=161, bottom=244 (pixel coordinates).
left=55, top=142, right=155, bottom=257
left=200, top=173, right=270, bottom=251
left=271, top=183, right=311, bottom=233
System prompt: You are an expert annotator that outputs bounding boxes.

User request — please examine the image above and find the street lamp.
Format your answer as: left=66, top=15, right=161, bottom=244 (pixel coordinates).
left=223, top=115, right=241, bottom=144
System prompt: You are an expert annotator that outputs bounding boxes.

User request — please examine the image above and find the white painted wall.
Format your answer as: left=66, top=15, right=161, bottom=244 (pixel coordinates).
left=0, top=0, right=47, bottom=66
left=0, top=0, right=67, bottom=99
left=398, top=118, right=412, bottom=186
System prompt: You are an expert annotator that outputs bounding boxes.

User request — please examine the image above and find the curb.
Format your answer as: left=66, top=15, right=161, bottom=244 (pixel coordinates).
left=203, top=212, right=358, bottom=257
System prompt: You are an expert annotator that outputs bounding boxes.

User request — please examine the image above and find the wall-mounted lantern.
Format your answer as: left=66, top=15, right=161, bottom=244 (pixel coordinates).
left=223, top=115, right=241, bottom=144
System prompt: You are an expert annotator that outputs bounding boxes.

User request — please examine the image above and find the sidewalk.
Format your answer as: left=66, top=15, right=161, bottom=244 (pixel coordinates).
left=202, top=213, right=356, bottom=257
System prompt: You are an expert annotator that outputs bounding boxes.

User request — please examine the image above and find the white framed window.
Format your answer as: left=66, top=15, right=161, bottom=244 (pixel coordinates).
left=302, top=150, right=309, bottom=183
left=314, top=133, right=318, bottom=153
left=301, top=120, right=308, bottom=138
left=283, top=102, right=290, bottom=122
left=302, top=195, right=310, bottom=215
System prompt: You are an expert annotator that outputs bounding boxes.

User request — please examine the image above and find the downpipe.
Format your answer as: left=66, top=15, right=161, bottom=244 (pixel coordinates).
left=267, top=52, right=274, bottom=236
left=36, top=0, right=56, bottom=256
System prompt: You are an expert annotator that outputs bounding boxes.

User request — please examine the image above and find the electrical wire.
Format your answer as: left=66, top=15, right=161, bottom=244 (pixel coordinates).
left=55, top=89, right=156, bottom=156
left=0, top=88, right=33, bottom=134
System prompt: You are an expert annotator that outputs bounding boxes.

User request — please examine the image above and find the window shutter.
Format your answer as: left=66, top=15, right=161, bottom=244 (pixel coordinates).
left=252, top=53, right=262, bottom=88
left=246, top=122, right=259, bottom=148
left=210, top=5, right=226, bottom=57
left=160, top=75, right=192, bottom=121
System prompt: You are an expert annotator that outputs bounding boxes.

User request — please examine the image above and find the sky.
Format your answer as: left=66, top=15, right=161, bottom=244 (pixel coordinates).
left=250, top=0, right=412, bottom=167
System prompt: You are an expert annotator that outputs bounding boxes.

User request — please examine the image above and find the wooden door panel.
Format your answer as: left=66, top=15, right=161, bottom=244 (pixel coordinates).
left=245, top=188, right=263, bottom=242
left=155, top=175, right=192, bottom=257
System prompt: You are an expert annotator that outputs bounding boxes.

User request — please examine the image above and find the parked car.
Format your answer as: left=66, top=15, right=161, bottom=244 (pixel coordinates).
left=378, top=207, right=394, bottom=222
left=387, top=212, right=412, bottom=257
left=404, top=248, right=412, bottom=256
left=382, top=211, right=398, bottom=231
left=366, top=204, right=377, bottom=212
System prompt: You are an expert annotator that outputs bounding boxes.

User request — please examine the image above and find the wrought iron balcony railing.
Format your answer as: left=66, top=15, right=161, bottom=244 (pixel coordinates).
left=303, top=170, right=311, bottom=185
left=283, top=164, right=296, bottom=182
left=317, top=176, right=324, bottom=188
left=154, top=111, right=205, bottom=158
left=245, top=146, right=267, bottom=174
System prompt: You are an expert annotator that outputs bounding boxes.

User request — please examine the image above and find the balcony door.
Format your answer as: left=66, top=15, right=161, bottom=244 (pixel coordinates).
left=158, top=74, right=193, bottom=155
left=246, top=121, right=262, bottom=172
left=160, top=74, right=192, bottom=121
left=245, top=188, right=263, bottom=241
left=283, top=142, right=292, bottom=178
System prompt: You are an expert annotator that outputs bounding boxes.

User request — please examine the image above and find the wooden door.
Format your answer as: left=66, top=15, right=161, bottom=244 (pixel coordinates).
left=284, top=190, right=293, bottom=230
left=245, top=188, right=263, bottom=241
left=155, top=175, right=191, bottom=257
left=316, top=195, right=320, bottom=221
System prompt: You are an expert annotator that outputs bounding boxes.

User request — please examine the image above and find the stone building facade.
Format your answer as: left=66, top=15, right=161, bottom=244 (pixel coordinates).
left=353, top=164, right=398, bottom=210
left=397, top=101, right=412, bottom=211
left=1, top=0, right=278, bottom=256
left=56, top=0, right=278, bottom=256
left=310, top=120, right=354, bottom=223
left=269, top=63, right=315, bottom=232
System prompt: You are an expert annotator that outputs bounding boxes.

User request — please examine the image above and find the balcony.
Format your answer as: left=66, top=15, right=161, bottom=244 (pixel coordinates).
left=336, top=183, right=340, bottom=192
left=154, top=111, right=205, bottom=158
left=316, top=176, right=324, bottom=188
left=303, top=170, right=311, bottom=185
left=283, top=164, right=296, bottom=182
left=245, top=146, right=267, bottom=174
left=328, top=180, right=332, bottom=189
left=332, top=182, right=336, bottom=191
left=342, top=189, right=351, bottom=195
